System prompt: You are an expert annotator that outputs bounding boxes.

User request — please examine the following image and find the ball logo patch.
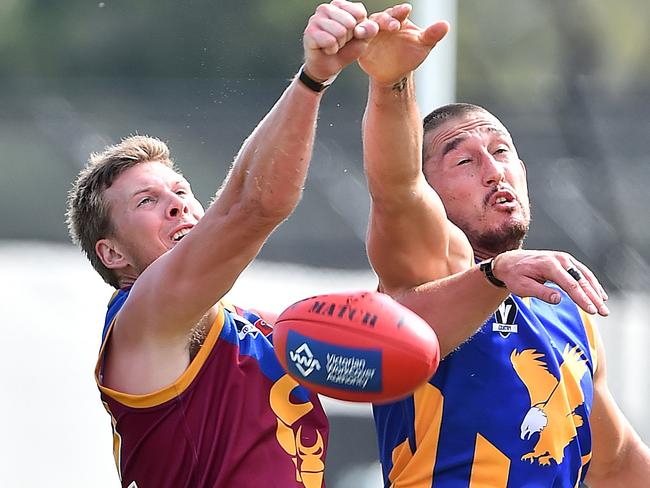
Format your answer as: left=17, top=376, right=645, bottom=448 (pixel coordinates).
left=286, top=330, right=382, bottom=392
left=288, top=343, right=322, bottom=377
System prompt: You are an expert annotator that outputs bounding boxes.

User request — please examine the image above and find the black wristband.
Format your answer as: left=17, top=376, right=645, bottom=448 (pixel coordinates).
left=298, top=65, right=336, bottom=93
left=479, top=258, right=507, bottom=288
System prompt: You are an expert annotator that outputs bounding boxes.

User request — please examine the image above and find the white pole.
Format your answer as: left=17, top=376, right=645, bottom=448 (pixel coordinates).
left=411, top=0, right=458, bottom=115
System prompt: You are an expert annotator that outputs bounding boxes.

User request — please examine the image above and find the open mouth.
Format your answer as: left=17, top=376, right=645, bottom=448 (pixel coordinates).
left=171, top=227, right=191, bottom=242
left=489, top=189, right=516, bottom=206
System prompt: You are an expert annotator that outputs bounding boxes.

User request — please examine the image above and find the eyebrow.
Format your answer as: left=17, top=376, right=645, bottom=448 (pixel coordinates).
left=130, top=187, right=154, bottom=199
left=129, top=179, right=189, bottom=198
left=440, top=127, right=509, bottom=158
left=441, top=136, right=466, bottom=158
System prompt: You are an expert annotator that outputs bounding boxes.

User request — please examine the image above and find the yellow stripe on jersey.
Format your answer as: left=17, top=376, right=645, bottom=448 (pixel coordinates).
left=95, top=303, right=226, bottom=408
left=389, top=383, right=444, bottom=487
left=469, top=433, right=510, bottom=488
left=389, top=438, right=413, bottom=487
left=101, top=400, right=123, bottom=480
left=578, top=309, right=598, bottom=374
left=575, top=451, right=592, bottom=486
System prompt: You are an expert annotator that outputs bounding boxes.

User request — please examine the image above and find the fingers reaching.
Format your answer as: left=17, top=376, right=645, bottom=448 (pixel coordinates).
left=382, top=3, right=412, bottom=24
left=572, top=259, right=608, bottom=302
left=308, top=3, right=360, bottom=55
left=493, top=250, right=610, bottom=317
left=303, top=0, right=382, bottom=79
left=516, top=277, right=562, bottom=306
left=536, top=254, right=609, bottom=317
left=562, top=258, right=610, bottom=316
left=369, top=11, right=403, bottom=32
left=354, top=19, right=380, bottom=39
left=421, top=20, right=449, bottom=46
left=331, top=0, right=368, bottom=21
left=552, top=262, right=601, bottom=316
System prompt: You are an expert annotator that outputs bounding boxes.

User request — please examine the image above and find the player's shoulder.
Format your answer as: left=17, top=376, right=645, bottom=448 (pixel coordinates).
left=449, top=223, right=474, bottom=265
left=102, top=288, right=130, bottom=341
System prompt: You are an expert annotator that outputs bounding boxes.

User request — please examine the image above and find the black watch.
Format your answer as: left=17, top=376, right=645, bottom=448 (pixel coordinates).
left=479, top=258, right=506, bottom=288
left=298, top=65, right=337, bottom=93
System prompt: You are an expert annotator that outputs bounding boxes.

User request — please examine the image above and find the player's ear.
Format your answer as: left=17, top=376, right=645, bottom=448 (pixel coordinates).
left=96, top=238, right=128, bottom=270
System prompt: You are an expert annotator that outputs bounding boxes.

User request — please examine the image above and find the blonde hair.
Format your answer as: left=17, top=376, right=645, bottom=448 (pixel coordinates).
left=66, top=135, right=175, bottom=288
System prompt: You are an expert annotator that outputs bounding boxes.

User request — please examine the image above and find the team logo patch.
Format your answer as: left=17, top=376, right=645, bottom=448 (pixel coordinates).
left=237, top=322, right=260, bottom=340
left=254, top=318, right=273, bottom=337
left=492, top=296, right=519, bottom=338
left=230, top=311, right=261, bottom=340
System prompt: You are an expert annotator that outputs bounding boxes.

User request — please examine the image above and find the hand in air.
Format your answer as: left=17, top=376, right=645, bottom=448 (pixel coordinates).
left=492, top=250, right=610, bottom=316
left=303, top=0, right=380, bottom=83
left=359, top=3, right=449, bottom=86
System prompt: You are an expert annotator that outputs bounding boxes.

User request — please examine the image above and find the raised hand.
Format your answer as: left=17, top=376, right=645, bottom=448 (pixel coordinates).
left=359, top=3, right=449, bottom=86
left=303, top=0, right=380, bottom=82
left=492, top=249, right=610, bottom=316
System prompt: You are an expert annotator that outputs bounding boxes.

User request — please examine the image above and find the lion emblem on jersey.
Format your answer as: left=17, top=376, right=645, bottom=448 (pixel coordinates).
left=269, top=375, right=325, bottom=487
left=510, top=345, right=588, bottom=466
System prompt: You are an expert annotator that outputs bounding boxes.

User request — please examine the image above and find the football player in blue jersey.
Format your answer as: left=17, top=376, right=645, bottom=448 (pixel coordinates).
left=359, top=4, right=650, bottom=487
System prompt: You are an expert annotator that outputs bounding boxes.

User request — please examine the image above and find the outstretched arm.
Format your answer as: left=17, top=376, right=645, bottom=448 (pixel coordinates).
left=108, top=1, right=380, bottom=393
left=139, top=1, right=379, bottom=327
left=398, top=249, right=610, bottom=356
left=360, top=4, right=469, bottom=294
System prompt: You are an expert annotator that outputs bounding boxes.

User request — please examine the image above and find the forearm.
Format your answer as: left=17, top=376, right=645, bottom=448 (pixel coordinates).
left=363, top=71, right=457, bottom=288
left=396, top=265, right=509, bottom=357
left=363, top=72, right=423, bottom=198
left=142, top=75, right=324, bottom=325
left=217, top=74, right=323, bottom=222
left=586, top=427, right=650, bottom=487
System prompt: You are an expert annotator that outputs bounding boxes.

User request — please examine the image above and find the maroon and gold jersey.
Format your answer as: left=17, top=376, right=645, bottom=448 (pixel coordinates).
left=96, top=289, right=329, bottom=488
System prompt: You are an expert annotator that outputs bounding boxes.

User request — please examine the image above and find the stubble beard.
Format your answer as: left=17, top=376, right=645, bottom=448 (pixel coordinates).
left=451, top=209, right=531, bottom=257
left=467, top=220, right=529, bottom=255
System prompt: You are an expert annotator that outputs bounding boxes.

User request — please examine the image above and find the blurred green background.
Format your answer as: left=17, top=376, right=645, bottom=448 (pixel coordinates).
left=1, top=1, right=649, bottom=486
left=2, top=0, right=649, bottom=288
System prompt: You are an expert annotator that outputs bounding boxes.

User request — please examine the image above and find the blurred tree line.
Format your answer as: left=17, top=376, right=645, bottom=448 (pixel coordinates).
left=2, top=0, right=648, bottom=93
left=1, top=0, right=649, bottom=289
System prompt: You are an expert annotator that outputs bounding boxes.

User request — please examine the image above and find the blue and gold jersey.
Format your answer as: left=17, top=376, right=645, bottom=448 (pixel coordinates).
left=373, top=289, right=598, bottom=488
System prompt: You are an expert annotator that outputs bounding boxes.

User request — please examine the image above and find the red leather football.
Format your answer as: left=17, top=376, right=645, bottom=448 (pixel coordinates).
left=273, top=291, right=440, bottom=403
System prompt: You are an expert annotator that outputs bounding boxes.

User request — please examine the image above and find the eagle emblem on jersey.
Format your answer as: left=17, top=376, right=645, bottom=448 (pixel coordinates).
left=510, top=345, right=588, bottom=466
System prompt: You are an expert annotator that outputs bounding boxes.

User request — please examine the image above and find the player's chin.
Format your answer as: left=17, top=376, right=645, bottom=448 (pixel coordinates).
left=486, top=214, right=528, bottom=238
left=489, top=202, right=519, bottom=214
left=492, top=206, right=528, bottom=225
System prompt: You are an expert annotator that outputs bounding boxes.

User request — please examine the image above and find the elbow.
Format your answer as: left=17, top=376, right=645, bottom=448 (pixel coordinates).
left=257, top=191, right=302, bottom=223
left=586, top=429, right=649, bottom=487
left=245, top=171, right=305, bottom=222
left=237, top=191, right=300, bottom=229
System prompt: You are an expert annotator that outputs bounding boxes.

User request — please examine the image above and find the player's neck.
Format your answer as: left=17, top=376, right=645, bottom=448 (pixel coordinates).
left=473, top=249, right=495, bottom=261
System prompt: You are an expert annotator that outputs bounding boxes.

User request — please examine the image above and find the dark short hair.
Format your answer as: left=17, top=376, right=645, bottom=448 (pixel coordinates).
left=423, top=103, right=488, bottom=134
